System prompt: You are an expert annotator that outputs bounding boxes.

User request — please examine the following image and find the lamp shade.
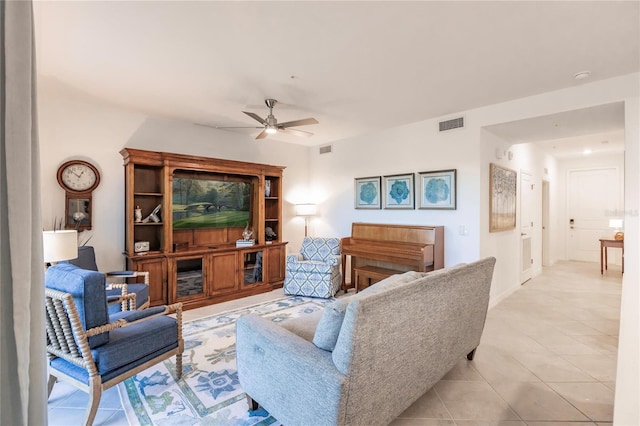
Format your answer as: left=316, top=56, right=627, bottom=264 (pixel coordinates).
left=295, top=203, right=317, bottom=216
left=43, top=230, right=78, bottom=263
left=609, top=219, right=624, bottom=229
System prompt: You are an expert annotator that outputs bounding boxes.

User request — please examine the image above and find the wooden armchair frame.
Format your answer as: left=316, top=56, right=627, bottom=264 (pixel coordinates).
left=106, top=270, right=150, bottom=311
left=45, top=288, right=183, bottom=426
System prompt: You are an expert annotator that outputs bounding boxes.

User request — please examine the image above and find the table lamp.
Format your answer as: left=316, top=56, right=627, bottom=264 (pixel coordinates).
left=609, top=219, right=624, bottom=241
left=295, top=203, right=317, bottom=237
left=43, top=230, right=78, bottom=266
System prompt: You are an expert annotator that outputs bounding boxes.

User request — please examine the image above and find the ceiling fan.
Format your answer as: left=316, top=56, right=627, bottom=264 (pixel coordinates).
left=215, top=99, right=319, bottom=139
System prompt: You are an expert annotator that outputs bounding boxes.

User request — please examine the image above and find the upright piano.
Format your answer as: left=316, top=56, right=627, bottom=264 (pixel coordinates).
left=341, top=222, right=444, bottom=291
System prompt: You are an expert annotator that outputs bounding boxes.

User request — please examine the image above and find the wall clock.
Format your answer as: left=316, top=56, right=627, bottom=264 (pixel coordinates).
left=57, top=160, right=101, bottom=230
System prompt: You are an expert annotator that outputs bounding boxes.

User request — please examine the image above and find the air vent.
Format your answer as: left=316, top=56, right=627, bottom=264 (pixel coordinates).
left=439, top=117, right=464, bottom=132
left=319, top=145, right=332, bottom=154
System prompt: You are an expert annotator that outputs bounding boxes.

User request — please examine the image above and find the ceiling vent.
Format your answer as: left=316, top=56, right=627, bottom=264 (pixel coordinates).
left=319, top=145, right=332, bottom=154
left=439, top=117, right=464, bottom=132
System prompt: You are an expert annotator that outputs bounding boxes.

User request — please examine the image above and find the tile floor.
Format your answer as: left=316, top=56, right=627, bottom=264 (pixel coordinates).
left=47, top=260, right=622, bottom=425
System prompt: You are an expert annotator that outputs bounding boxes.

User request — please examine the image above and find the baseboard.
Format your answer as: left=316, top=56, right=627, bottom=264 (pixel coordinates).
left=488, top=282, right=521, bottom=311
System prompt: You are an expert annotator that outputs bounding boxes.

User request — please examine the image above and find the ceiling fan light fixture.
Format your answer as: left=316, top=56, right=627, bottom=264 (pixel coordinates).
left=265, top=126, right=278, bottom=134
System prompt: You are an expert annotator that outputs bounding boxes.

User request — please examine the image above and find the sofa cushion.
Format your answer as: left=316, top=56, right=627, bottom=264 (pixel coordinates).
left=286, top=260, right=337, bottom=274
left=91, top=315, right=178, bottom=375
left=45, top=263, right=110, bottom=348
left=280, top=309, right=324, bottom=342
left=312, top=296, right=353, bottom=351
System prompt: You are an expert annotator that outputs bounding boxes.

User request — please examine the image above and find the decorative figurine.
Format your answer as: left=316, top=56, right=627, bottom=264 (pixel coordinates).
left=142, top=204, right=161, bottom=223
left=242, top=222, right=253, bottom=241
left=265, top=179, right=271, bottom=197
left=134, top=205, right=142, bottom=223
left=265, top=226, right=277, bottom=241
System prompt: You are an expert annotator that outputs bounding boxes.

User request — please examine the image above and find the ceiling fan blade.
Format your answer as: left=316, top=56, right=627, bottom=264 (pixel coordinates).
left=195, top=123, right=261, bottom=129
left=243, top=111, right=267, bottom=125
left=255, top=129, right=269, bottom=139
left=279, top=127, right=314, bottom=137
left=215, top=126, right=263, bottom=129
left=278, top=117, right=319, bottom=128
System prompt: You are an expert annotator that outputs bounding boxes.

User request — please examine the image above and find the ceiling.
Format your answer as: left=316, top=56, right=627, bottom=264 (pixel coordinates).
left=485, top=102, right=626, bottom=159
left=34, top=1, right=639, bottom=151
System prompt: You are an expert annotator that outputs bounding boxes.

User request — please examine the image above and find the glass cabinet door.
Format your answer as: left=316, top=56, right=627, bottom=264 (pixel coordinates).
left=175, top=257, right=205, bottom=299
left=242, top=250, right=264, bottom=286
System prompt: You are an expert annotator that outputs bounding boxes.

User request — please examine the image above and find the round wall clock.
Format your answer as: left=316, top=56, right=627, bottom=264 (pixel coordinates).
left=57, top=159, right=100, bottom=230
left=57, top=160, right=101, bottom=193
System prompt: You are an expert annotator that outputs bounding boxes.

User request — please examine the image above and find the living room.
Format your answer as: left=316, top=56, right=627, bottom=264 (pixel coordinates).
left=2, top=1, right=638, bottom=425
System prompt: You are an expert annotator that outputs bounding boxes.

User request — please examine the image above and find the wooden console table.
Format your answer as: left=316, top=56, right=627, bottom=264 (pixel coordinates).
left=599, top=238, right=624, bottom=274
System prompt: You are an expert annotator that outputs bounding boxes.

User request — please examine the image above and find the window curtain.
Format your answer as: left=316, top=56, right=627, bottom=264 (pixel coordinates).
left=0, top=0, right=48, bottom=425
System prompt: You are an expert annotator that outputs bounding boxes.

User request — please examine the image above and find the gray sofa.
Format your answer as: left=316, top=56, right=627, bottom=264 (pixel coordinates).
left=236, top=257, right=496, bottom=426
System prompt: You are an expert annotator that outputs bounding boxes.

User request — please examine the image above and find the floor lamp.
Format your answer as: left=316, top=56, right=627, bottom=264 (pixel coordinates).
left=295, top=203, right=317, bottom=237
left=43, top=230, right=78, bottom=268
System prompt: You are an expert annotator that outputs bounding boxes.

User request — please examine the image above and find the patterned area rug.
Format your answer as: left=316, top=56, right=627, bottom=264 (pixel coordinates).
left=118, top=296, right=329, bottom=425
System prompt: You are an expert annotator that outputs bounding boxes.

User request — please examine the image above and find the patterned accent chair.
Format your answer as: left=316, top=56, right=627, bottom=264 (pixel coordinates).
left=45, top=263, right=183, bottom=426
left=284, top=237, right=341, bottom=298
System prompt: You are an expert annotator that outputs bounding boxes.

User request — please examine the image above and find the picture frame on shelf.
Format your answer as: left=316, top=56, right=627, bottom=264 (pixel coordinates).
left=383, top=173, right=414, bottom=209
left=418, top=169, right=457, bottom=210
left=489, top=163, right=517, bottom=232
left=354, top=176, right=381, bottom=209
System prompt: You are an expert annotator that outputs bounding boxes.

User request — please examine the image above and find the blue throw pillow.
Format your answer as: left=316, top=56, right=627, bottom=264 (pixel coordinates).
left=312, top=296, right=352, bottom=351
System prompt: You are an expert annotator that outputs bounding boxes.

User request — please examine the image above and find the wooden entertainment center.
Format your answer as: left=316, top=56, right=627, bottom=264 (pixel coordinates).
left=120, top=148, right=287, bottom=310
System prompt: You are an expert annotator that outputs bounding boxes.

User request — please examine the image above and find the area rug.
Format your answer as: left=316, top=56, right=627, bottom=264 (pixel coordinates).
left=118, top=296, right=329, bottom=425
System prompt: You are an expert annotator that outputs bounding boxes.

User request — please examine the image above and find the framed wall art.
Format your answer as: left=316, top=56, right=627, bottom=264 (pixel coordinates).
left=354, top=176, right=381, bottom=209
left=490, top=163, right=517, bottom=232
left=418, top=169, right=456, bottom=209
left=383, top=173, right=414, bottom=209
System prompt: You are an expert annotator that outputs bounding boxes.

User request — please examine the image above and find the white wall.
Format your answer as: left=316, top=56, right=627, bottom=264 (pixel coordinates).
left=38, top=79, right=310, bottom=271
left=308, top=118, right=482, bottom=267
left=614, top=96, right=639, bottom=426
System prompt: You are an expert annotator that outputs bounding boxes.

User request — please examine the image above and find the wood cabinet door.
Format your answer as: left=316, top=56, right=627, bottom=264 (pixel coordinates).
left=170, top=256, right=208, bottom=304
left=210, top=252, right=238, bottom=296
left=267, top=244, right=286, bottom=284
left=132, top=257, right=167, bottom=306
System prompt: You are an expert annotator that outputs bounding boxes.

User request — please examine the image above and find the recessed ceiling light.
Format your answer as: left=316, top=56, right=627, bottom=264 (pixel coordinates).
left=574, top=71, right=591, bottom=80
left=583, top=148, right=593, bottom=155
left=601, top=140, right=609, bottom=144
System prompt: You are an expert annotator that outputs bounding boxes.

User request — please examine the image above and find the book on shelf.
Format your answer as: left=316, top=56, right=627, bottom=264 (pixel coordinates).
left=236, top=239, right=255, bottom=247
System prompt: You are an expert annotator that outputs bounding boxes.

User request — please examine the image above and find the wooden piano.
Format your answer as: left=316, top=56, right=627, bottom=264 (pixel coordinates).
left=341, top=223, right=444, bottom=292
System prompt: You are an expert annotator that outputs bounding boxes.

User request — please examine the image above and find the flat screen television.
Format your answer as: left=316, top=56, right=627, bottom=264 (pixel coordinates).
left=172, top=172, right=251, bottom=230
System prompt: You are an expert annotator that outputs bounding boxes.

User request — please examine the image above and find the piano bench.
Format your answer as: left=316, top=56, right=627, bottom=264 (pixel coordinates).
left=354, top=265, right=404, bottom=292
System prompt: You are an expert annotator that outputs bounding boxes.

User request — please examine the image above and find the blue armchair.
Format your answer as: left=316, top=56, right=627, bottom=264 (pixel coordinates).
left=68, top=245, right=150, bottom=314
left=283, top=237, right=341, bottom=298
left=45, top=263, right=183, bottom=426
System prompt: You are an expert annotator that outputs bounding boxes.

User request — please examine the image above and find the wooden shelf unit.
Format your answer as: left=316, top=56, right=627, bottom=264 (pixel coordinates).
left=121, top=148, right=286, bottom=310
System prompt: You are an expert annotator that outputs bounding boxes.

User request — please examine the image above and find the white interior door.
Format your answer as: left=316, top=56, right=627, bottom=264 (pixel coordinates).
left=567, top=167, right=620, bottom=263
left=520, top=171, right=534, bottom=284
left=542, top=180, right=550, bottom=266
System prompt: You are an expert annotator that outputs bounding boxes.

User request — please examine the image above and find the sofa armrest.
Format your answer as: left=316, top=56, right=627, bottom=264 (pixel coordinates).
left=326, top=254, right=341, bottom=266
left=236, top=314, right=347, bottom=425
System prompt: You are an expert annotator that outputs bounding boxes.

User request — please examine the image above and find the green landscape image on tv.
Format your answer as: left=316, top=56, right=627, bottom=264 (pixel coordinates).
left=172, top=176, right=251, bottom=229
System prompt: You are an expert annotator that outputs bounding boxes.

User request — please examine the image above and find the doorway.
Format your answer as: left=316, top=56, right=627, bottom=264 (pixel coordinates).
left=566, top=167, right=620, bottom=263
left=542, top=180, right=550, bottom=266
left=520, top=170, right=534, bottom=284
